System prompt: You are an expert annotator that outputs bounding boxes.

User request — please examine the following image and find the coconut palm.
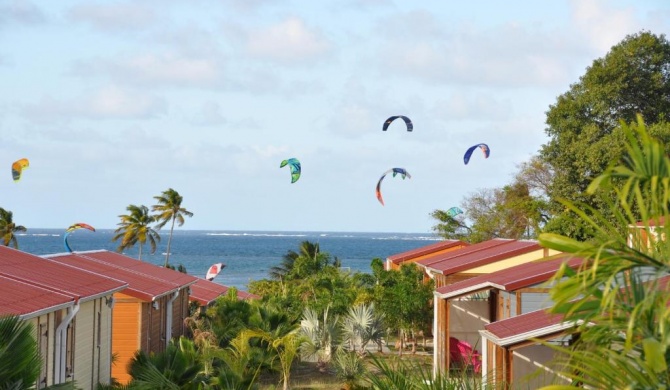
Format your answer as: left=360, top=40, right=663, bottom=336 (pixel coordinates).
left=112, top=204, right=160, bottom=261
left=0, top=208, right=26, bottom=249
left=152, top=188, right=193, bottom=267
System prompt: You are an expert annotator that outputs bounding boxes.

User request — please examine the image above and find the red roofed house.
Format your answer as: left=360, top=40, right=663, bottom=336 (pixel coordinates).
left=385, top=239, right=469, bottom=271
left=0, top=246, right=128, bottom=389
left=45, top=250, right=198, bottom=385
left=189, top=278, right=259, bottom=310
left=416, top=239, right=558, bottom=288
left=425, top=245, right=569, bottom=376
left=479, top=308, right=575, bottom=388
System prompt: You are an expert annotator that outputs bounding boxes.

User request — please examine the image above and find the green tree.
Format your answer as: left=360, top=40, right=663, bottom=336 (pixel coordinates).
left=152, top=188, right=193, bottom=267
left=373, top=263, right=433, bottom=356
left=112, top=204, right=160, bottom=260
left=539, top=118, right=670, bottom=388
left=541, top=31, right=670, bottom=239
left=0, top=208, right=26, bottom=249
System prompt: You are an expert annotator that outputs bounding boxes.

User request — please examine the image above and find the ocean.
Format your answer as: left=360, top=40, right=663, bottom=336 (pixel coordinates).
left=16, top=229, right=441, bottom=291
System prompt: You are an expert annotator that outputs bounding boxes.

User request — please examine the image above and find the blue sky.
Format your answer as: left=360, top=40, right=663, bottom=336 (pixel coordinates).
left=1, top=0, right=669, bottom=233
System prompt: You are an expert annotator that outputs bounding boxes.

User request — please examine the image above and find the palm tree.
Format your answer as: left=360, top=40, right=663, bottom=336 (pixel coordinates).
left=127, top=336, right=206, bottom=389
left=112, top=204, right=160, bottom=261
left=240, top=328, right=305, bottom=390
left=0, top=315, right=40, bottom=389
left=152, top=188, right=193, bottom=267
left=0, top=208, right=26, bottom=249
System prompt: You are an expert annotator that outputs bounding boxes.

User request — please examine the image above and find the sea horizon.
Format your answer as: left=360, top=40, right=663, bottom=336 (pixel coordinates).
left=14, top=229, right=441, bottom=290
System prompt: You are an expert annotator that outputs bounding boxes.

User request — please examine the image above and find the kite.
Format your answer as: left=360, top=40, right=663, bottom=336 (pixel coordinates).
left=382, top=116, right=413, bottom=132
left=463, top=143, right=490, bottom=165
left=63, top=223, right=96, bottom=253
left=280, top=158, right=301, bottom=183
left=446, top=207, right=463, bottom=218
left=206, top=262, right=226, bottom=281
left=11, top=158, right=29, bottom=182
left=376, top=168, right=411, bottom=206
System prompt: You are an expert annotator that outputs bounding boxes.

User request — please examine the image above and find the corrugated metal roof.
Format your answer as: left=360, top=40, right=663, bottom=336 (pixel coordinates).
left=45, top=250, right=197, bottom=302
left=189, top=278, right=259, bottom=306
left=417, top=239, right=542, bottom=275
left=436, top=255, right=583, bottom=298
left=0, top=246, right=127, bottom=302
left=483, top=275, right=670, bottom=346
left=0, top=275, right=74, bottom=318
left=483, top=309, right=567, bottom=344
left=386, top=240, right=467, bottom=264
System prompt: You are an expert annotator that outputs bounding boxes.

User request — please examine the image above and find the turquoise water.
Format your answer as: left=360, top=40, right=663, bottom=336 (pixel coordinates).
left=17, top=229, right=440, bottom=290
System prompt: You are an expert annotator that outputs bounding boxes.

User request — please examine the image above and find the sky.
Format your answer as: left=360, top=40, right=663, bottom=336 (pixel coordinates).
left=1, top=0, right=669, bottom=234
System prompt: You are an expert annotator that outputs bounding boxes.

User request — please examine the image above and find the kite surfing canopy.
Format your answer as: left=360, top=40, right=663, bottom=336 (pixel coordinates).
left=375, top=167, right=411, bottom=206
left=63, top=223, right=96, bottom=253
left=206, top=263, right=226, bottom=281
left=11, top=158, right=29, bottom=182
left=382, top=115, right=413, bottom=132
left=280, top=158, right=301, bottom=183
left=463, top=143, right=490, bottom=165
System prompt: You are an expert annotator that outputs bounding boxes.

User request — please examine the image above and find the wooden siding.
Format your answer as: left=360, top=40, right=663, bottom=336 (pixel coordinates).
left=31, top=312, right=57, bottom=388
left=112, top=294, right=141, bottom=385
left=98, top=299, right=112, bottom=384
left=73, top=301, right=95, bottom=388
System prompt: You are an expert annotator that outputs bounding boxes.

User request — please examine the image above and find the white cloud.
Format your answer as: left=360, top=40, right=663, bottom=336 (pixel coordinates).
left=191, top=101, right=227, bottom=126
left=74, top=52, right=227, bottom=89
left=21, top=86, right=167, bottom=121
left=67, top=3, right=156, bottom=32
left=430, top=93, right=512, bottom=122
left=247, top=17, right=332, bottom=64
left=0, top=0, right=45, bottom=25
left=570, top=0, right=639, bottom=53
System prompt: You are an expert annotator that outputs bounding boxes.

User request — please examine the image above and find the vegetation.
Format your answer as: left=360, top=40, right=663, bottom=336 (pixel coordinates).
left=152, top=188, right=193, bottom=267
left=112, top=204, right=160, bottom=260
left=539, top=118, right=670, bottom=388
left=0, top=207, right=26, bottom=249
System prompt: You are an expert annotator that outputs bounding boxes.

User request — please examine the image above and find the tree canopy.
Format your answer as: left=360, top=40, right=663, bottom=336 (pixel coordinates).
left=541, top=31, right=670, bottom=239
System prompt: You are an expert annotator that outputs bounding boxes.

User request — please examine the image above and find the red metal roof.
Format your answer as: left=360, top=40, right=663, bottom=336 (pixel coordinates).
left=483, top=275, right=670, bottom=345
left=189, top=278, right=259, bottom=306
left=0, top=246, right=127, bottom=302
left=483, top=309, right=566, bottom=344
left=45, top=250, right=197, bottom=302
left=417, top=239, right=543, bottom=275
left=435, top=255, right=584, bottom=298
left=387, top=240, right=467, bottom=264
left=0, top=275, right=74, bottom=318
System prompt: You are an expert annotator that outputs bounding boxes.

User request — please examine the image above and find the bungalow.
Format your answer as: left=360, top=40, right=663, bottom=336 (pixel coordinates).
left=44, top=250, right=198, bottom=385
left=0, top=246, right=127, bottom=389
left=431, top=254, right=581, bottom=375
left=479, top=308, right=574, bottom=388
left=385, top=239, right=468, bottom=270
left=416, top=239, right=558, bottom=288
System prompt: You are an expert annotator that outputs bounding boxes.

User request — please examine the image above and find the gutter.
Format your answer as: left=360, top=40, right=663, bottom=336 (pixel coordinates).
left=55, top=301, right=80, bottom=384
